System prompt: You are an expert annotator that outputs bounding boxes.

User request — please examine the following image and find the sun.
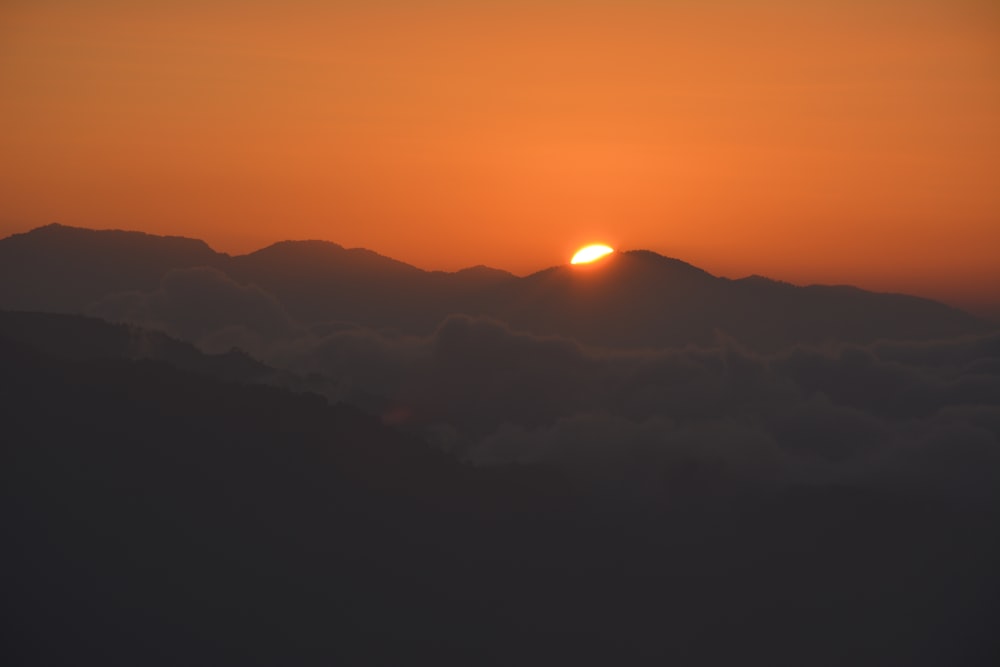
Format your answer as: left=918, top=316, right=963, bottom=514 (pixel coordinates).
left=571, top=244, right=615, bottom=265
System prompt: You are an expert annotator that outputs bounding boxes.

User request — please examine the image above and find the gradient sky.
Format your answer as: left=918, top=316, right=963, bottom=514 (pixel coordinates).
left=2, top=0, right=998, bottom=313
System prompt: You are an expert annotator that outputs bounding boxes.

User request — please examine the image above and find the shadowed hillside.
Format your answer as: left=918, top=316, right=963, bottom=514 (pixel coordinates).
left=0, top=310, right=270, bottom=383
left=2, top=319, right=998, bottom=666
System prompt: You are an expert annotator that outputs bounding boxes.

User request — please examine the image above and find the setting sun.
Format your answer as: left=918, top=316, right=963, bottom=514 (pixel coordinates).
left=571, top=244, right=615, bottom=265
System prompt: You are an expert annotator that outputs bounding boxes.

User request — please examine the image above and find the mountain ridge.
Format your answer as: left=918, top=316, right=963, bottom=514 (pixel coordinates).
left=0, top=224, right=988, bottom=351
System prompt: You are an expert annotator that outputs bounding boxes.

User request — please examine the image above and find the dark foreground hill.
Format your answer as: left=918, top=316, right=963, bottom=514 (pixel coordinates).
left=0, top=310, right=271, bottom=383
left=0, top=224, right=986, bottom=350
left=2, top=314, right=998, bottom=666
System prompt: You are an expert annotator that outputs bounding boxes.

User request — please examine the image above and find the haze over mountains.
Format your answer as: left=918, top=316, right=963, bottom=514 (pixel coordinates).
left=3, top=223, right=999, bottom=664
left=3, top=221, right=997, bottom=490
left=0, top=223, right=985, bottom=352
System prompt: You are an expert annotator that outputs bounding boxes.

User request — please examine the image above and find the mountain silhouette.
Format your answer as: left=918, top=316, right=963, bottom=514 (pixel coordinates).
left=225, top=239, right=516, bottom=331
left=3, top=315, right=997, bottom=665
left=493, top=250, right=985, bottom=350
left=0, top=223, right=223, bottom=312
left=0, top=310, right=271, bottom=384
left=0, top=224, right=987, bottom=350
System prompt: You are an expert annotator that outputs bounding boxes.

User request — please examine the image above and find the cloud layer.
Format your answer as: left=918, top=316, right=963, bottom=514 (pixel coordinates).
left=85, top=268, right=1000, bottom=500
left=89, top=267, right=297, bottom=357
left=277, top=316, right=1000, bottom=500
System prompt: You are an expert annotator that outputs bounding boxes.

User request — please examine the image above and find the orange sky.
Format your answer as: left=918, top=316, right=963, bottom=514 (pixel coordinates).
left=2, top=1, right=999, bottom=314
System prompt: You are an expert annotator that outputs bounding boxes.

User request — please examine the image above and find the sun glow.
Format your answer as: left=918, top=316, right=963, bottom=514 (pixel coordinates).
left=571, top=244, right=615, bottom=265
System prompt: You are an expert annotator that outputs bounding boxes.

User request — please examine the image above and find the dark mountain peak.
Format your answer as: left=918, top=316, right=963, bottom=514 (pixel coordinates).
left=0, top=224, right=224, bottom=312
left=525, top=249, right=717, bottom=288
left=11, top=223, right=219, bottom=258
left=29, top=221, right=69, bottom=232
left=452, top=264, right=514, bottom=279
left=237, top=239, right=421, bottom=277
left=246, top=239, right=346, bottom=257
left=736, top=274, right=795, bottom=288
left=431, top=265, right=517, bottom=286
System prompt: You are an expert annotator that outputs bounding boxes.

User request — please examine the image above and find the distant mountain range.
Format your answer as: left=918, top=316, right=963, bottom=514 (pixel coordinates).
left=0, top=223, right=987, bottom=350
left=4, top=228, right=999, bottom=664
